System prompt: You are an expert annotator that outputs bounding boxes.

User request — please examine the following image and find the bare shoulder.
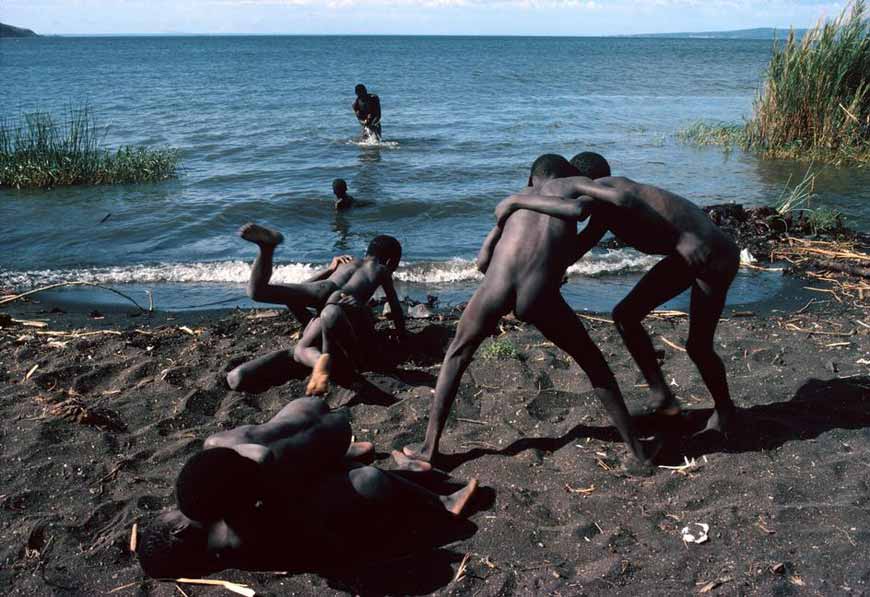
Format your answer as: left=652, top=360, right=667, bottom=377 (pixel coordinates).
left=597, top=176, right=636, bottom=190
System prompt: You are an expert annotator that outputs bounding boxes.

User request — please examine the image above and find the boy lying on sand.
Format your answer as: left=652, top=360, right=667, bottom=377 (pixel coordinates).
left=403, top=155, right=655, bottom=469
left=233, top=225, right=406, bottom=395
left=136, top=397, right=478, bottom=579
left=494, top=154, right=739, bottom=438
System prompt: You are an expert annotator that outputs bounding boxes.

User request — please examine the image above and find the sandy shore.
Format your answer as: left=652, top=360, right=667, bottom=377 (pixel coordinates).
left=1, top=293, right=869, bottom=596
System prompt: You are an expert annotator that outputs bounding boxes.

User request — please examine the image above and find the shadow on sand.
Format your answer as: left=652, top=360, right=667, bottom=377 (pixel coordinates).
left=433, top=376, right=870, bottom=471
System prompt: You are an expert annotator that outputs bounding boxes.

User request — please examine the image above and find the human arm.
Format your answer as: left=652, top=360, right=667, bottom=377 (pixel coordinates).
left=303, top=255, right=353, bottom=283
left=370, top=96, right=381, bottom=123
left=571, top=216, right=609, bottom=263
left=381, top=275, right=406, bottom=335
left=494, top=193, right=597, bottom=227
left=476, top=226, right=503, bottom=274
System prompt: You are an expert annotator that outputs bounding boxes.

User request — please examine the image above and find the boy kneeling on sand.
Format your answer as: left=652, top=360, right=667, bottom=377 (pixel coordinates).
left=232, top=225, right=406, bottom=395
left=136, top=397, right=478, bottom=579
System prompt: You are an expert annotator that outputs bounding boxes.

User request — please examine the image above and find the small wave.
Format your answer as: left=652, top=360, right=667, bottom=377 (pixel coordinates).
left=344, top=137, right=400, bottom=148
left=1, top=249, right=657, bottom=289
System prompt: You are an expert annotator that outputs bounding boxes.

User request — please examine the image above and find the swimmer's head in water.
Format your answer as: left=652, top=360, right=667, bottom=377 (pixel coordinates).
left=355, top=84, right=367, bottom=97
left=570, top=152, right=611, bottom=179
left=366, top=235, right=402, bottom=271
left=137, top=510, right=212, bottom=579
left=176, top=448, right=263, bottom=523
left=528, top=154, right=579, bottom=187
left=332, top=178, right=348, bottom=197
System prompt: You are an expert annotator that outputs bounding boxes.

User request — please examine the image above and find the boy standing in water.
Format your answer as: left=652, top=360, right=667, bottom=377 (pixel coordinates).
left=494, top=155, right=739, bottom=438
left=403, top=155, right=653, bottom=468
left=233, top=224, right=405, bottom=395
left=353, top=83, right=382, bottom=141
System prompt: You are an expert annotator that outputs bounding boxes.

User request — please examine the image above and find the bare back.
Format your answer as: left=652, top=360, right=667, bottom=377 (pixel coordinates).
left=592, top=176, right=734, bottom=259
left=326, top=258, right=388, bottom=304
left=488, top=187, right=577, bottom=316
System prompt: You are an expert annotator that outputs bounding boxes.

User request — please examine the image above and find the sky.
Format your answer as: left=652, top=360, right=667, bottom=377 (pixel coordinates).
left=1, top=0, right=849, bottom=36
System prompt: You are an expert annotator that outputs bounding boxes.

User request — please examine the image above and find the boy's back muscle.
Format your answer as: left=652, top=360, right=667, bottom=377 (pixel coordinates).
left=489, top=207, right=577, bottom=292
left=329, top=259, right=386, bottom=303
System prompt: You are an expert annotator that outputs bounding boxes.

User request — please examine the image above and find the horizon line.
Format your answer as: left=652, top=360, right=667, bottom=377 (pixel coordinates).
left=13, top=29, right=803, bottom=38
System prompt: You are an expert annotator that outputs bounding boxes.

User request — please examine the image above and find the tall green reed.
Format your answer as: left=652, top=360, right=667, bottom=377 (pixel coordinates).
left=0, top=107, right=179, bottom=189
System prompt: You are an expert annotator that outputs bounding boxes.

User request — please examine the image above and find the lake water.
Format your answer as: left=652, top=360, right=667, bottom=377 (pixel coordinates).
left=2, top=35, right=867, bottom=312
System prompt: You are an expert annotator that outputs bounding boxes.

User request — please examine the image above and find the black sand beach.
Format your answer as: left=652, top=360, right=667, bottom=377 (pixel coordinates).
left=1, top=277, right=869, bottom=595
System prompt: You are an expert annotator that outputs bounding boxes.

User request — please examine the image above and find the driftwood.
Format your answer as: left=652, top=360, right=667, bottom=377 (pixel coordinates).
left=814, top=258, right=870, bottom=279
left=0, top=281, right=148, bottom=312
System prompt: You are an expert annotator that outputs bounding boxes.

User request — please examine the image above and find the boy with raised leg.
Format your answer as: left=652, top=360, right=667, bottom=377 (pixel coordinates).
left=231, top=229, right=406, bottom=395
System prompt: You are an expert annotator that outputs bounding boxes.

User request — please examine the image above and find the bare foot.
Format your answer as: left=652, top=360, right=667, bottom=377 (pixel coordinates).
left=440, top=479, right=478, bottom=517
left=345, top=441, right=374, bottom=461
left=239, top=223, right=284, bottom=246
left=391, top=449, right=432, bottom=472
left=306, top=354, right=331, bottom=396
left=692, top=406, right=736, bottom=439
left=402, top=443, right=433, bottom=464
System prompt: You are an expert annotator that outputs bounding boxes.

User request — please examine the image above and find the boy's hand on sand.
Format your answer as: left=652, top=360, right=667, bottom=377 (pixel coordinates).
left=494, top=197, right=517, bottom=227
left=329, top=255, right=354, bottom=270
left=675, top=233, right=710, bottom=268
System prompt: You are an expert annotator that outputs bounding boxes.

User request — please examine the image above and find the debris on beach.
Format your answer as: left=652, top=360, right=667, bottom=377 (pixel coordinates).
left=681, top=523, right=710, bottom=545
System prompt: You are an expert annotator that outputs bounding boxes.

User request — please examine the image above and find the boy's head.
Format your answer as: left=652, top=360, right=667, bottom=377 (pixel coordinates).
left=366, top=235, right=402, bottom=271
left=332, top=178, right=348, bottom=198
left=528, top=154, right=579, bottom=187
left=355, top=84, right=367, bottom=97
left=176, top=448, right=263, bottom=523
left=137, top=510, right=213, bottom=579
left=570, top=152, right=611, bottom=179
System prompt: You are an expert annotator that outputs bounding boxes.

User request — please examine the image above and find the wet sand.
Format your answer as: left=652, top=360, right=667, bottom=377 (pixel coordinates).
left=1, top=294, right=869, bottom=595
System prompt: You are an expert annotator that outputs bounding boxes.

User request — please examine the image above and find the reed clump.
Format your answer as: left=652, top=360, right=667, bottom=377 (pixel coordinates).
left=746, top=1, right=870, bottom=163
left=0, top=107, right=179, bottom=189
left=680, top=1, right=870, bottom=165
left=676, top=122, right=746, bottom=147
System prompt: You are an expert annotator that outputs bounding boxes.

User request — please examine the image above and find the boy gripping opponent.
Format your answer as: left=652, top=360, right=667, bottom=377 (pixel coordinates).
left=495, top=154, right=739, bottom=438
left=403, top=155, right=654, bottom=468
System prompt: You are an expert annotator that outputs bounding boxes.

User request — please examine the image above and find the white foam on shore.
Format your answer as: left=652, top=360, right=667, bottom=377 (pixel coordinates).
left=2, top=249, right=657, bottom=289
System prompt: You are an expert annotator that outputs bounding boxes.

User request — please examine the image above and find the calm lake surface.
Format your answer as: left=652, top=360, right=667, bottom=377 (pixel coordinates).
left=2, top=35, right=867, bottom=311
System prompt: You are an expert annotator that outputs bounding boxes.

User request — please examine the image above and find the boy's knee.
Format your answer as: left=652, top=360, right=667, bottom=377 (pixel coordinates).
left=611, top=301, right=643, bottom=329
left=321, top=304, right=341, bottom=324
left=686, top=339, right=714, bottom=363
left=292, top=343, right=307, bottom=363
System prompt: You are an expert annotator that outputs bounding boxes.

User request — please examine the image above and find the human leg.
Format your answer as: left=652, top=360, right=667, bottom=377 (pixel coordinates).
left=611, top=255, right=694, bottom=414
left=403, top=280, right=512, bottom=463
left=226, top=349, right=295, bottom=392
left=240, top=223, right=330, bottom=324
left=687, top=275, right=737, bottom=435
left=348, top=466, right=478, bottom=517
left=530, top=295, right=651, bottom=464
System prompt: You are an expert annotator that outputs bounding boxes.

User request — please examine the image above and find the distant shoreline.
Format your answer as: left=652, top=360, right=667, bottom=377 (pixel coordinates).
left=0, top=22, right=38, bottom=38
left=5, top=30, right=797, bottom=40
